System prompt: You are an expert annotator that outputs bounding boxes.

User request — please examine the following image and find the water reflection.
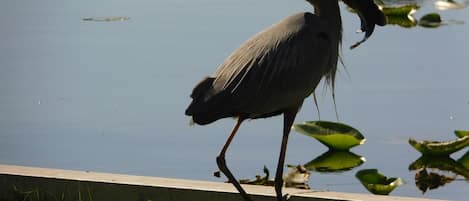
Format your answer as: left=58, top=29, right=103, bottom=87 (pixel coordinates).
left=234, top=127, right=468, bottom=195
left=294, top=121, right=468, bottom=195
left=409, top=152, right=469, bottom=193
left=304, top=150, right=365, bottom=173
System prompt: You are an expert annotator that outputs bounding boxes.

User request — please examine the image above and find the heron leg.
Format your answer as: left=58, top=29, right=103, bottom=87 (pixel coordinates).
left=275, top=108, right=298, bottom=201
left=216, top=117, right=253, bottom=201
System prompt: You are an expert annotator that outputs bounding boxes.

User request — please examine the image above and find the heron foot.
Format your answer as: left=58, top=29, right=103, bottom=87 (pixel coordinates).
left=276, top=193, right=290, bottom=201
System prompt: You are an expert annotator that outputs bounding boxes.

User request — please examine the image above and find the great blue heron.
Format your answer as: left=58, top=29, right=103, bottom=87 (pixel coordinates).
left=185, top=0, right=385, bottom=200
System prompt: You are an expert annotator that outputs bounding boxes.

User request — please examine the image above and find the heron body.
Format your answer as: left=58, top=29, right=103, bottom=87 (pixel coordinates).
left=185, top=0, right=385, bottom=200
left=186, top=2, right=341, bottom=125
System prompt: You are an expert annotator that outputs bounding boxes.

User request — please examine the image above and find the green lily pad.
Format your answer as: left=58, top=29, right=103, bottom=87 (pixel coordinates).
left=419, top=13, right=442, bottom=28
left=379, top=4, right=419, bottom=28
left=455, top=130, right=469, bottom=138
left=356, top=169, right=404, bottom=195
left=385, top=15, right=418, bottom=28
left=293, top=121, right=365, bottom=150
left=457, top=151, right=469, bottom=170
left=408, top=136, right=469, bottom=156
left=304, top=150, right=365, bottom=172
left=381, top=4, right=419, bottom=17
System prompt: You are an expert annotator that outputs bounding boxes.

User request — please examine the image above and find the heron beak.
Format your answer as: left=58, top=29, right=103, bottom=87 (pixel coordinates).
left=342, top=0, right=386, bottom=49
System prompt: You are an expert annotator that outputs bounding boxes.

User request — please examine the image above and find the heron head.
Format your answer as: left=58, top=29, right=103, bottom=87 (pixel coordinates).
left=342, top=0, right=386, bottom=49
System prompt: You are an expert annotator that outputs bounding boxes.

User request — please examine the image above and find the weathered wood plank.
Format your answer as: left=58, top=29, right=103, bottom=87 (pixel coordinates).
left=0, top=164, right=445, bottom=201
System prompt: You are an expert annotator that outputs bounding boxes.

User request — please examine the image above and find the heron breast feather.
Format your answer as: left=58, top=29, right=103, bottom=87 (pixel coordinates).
left=211, top=12, right=332, bottom=115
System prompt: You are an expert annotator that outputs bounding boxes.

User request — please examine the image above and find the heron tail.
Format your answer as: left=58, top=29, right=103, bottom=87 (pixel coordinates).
left=185, top=77, right=233, bottom=125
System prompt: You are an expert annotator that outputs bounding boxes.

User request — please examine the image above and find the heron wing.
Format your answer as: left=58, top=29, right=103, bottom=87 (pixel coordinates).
left=212, top=12, right=334, bottom=116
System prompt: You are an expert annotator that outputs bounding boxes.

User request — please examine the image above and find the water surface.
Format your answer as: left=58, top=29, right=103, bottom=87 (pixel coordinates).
left=1, top=0, right=468, bottom=200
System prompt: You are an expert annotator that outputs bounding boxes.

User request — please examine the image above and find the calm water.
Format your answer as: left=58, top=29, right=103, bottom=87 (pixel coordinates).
left=1, top=0, right=468, bottom=200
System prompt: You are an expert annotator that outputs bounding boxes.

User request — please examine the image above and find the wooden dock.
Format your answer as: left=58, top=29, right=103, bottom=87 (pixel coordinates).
left=0, top=164, right=445, bottom=201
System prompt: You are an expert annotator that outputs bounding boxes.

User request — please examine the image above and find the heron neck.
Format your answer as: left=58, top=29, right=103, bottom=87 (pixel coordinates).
left=308, top=0, right=342, bottom=32
left=307, top=0, right=342, bottom=92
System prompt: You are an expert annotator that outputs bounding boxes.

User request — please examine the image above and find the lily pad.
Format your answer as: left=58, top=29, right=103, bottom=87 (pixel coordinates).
left=304, top=150, right=365, bottom=172
left=419, top=13, right=442, bottom=28
left=408, top=136, right=469, bottom=156
left=356, top=169, right=404, bottom=195
left=457, top=151, right=469, bottom=170
left=455, top=130, right=469, bottom=138
left=385, top=15, right=418, bottom=28
left=381, top=4, right=419, bottom=17
left=379, top=4, right=419, bottom=28
left=293, top=121, right=365, bottom=150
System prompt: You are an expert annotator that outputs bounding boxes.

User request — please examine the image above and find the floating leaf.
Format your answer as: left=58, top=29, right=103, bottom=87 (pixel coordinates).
left=419, top=13, right=442, bottom=28
left=455, top=130, right=469, bottom=138
left=82, top=16, right=130, bottom=22
left=457, top=151, right=469, bottom=170
left=408, top=136, right=469, bottom=156
left=293, top=121, right=365, bottom=150
left=304, top=150, right=365, bottom=172
left=356, top=169, right=404, bottom=195
left=385, top=15, right=418, bottom=28
left=380, top=4, right=419, bottom=28
left=381, top=4, right=419, bottom=17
